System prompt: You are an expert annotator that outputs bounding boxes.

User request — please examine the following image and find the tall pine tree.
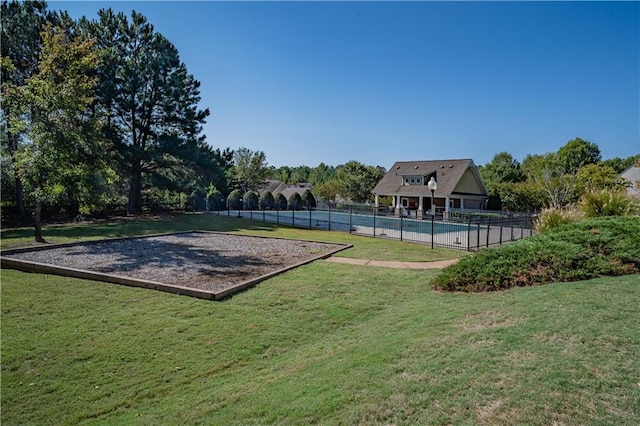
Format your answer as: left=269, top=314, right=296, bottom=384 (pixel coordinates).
left=85, top=9, right=210, bottom=214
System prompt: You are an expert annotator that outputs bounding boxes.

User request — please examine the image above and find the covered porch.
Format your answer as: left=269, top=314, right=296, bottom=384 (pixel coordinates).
left=374, top=194, right=485, bottom=219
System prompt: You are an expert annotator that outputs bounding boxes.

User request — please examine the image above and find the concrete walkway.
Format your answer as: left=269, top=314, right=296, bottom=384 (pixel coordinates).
left=325, top=257, right=459, bottom=269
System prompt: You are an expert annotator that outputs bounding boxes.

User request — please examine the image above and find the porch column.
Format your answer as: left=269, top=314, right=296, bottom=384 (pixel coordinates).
left=417, top=196, right=424, bottom=219
left=444, top=195, right=451, bottom=219
left=460, top=197, right=465, bottom=210
left=374, top=194, right=379, bottom=208
left=395, top=195, right=402, bottom=216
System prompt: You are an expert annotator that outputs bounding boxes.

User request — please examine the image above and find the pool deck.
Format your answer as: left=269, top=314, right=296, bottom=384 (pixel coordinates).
left=325, top=257, right=459, bottom=269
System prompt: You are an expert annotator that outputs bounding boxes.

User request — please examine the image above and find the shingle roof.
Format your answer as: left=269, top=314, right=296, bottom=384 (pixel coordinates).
left=372, top=159, right=487, bottom=197
left=620, top=164, right=640, bottom=196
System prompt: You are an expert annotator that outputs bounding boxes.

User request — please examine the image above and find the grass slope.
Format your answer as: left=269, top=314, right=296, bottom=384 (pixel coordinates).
left=2, top=215, right=638, bottom=424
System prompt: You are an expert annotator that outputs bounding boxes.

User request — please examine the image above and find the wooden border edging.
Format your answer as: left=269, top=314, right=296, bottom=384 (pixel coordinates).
left=1, top=232, right=353, bottom=301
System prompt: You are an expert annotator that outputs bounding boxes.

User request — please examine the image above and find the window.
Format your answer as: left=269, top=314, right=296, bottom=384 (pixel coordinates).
left=410, top=178, right=415, bottom=184
left=405, top=178, right=410, bottom=184
left=416, top=177, right=422, bottom=184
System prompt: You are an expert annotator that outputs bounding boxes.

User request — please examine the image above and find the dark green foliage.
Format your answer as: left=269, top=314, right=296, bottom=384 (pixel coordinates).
left=288, top=192, right=302, bottom=210
left=227, top=189, right=243, bottom=210
left=275, top=193, right=287, bottom=210
left=207, top=189, right=225, bottom=211
left=493, top=182, right=548, bottom=212
left=86, top=9, right=210, bottom=214
left=432, top=217, right=640, bottom=292
left=187, top=189, right=206, bottom=212
left=243, top=191, right=259, bottom=210
left=259, top=191, right=275, bottom=210
left=301, top=189, right=316, bottom=208
left=335, top=161, right=385, bottom=202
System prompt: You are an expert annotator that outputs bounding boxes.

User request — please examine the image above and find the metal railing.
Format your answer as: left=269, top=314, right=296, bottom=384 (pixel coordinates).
left=210, top=205, right=534, bottom=251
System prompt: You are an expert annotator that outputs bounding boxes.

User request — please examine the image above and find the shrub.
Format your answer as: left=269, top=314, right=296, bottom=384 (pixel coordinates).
left=431, top=216, right=640, bottom=292
left=259, top=191, right=275, bottom=210
left=580, top=189, right=639, bottom=217
left=534, top=207, right=583, bottom=233
left=226, top=189, right=243, bottom=210
left=207, top=189, right=225, bottom=211
left=301, top=189, right=316, bottom=209
left=243, top=191, right=259, bottom=210
left=187, top=189, right=206, bottom=212
left=288, top=192, right=302, bottom=210
left=274, top=193, right=287, bottom=210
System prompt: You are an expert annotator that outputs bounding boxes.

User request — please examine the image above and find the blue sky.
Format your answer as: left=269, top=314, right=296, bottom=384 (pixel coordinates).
left=55, top=1, right=639, bottom=169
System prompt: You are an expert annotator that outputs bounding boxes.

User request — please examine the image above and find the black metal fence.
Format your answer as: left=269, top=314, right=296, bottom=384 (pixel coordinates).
left=211, top=205, right=535, bottom=251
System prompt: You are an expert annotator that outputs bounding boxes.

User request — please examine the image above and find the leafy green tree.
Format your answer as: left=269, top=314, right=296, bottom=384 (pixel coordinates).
left=575, top=163, right=628, bottom=194
left=556, top=137, right=601, bottom=175
left=275, top=193, right=287, bottom=210
left=310, top=162, right=336, bottom=185
left=226, top=189, right=243, bottom=210
left=259, top=191, right=275, bottom=210
left=314, top=179, right=340, bottom=202
left=9, top=23, right=105, bottom=241
left=243, top=191, right=259, bottom=210
left=288, top=192, right=302, bottom=210
left=85, top=9, right=209, bottom=214
left=269, top=166, right=292, bottom=184
left=601, top=154, right=640, bottom=174
left=493, top=182, right=548, bottom=212
left=335, top=161, right=385, bottom=202
left=1, top=0, right=52, bottom=220
left=479, top=152, right=524, bottom=192
left=231, top=147, right=269, bottom=192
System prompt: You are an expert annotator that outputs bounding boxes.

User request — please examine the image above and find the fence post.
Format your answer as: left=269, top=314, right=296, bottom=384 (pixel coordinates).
left=400, top=214, right=403, bottom=242
left=328, top=202, right=331, bottom=231
left=431, top=214, right=435, bottom=249
left=262, top=208, right=265, bottom=223
left=277, top=208, right=279, bottom=225
left=292, top=209, right=295, bottom=227
left=250, top=209, right=253, bottom=221
left=373, top=207, right=376, bottom=238
left=476, top=222, right=480, bottom=250
left=467, top=219, right=471, bottom=251
left=486, top=217, right=491, bottom=247
left=349, top=206, right=353, bottom=234
left=499, top=219, right=503, bottom=245
left=309, top=209, right=312, bottom=229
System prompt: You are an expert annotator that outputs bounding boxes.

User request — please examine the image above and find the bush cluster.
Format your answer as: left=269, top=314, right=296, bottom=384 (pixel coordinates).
left=431, top=216, right=640, bottom=292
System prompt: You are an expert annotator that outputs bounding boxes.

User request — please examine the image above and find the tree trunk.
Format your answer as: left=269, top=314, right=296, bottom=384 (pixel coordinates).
left=127, top=161, right=143, bottom=215
left=34, top=200, right=45, bottom=243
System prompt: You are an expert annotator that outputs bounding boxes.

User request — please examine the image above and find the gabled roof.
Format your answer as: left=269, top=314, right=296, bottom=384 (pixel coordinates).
left=372, top=159, right=487, bottom=197
left=261, top=180, right=288, bottom=195
left=620, top=163, right=640, bottom=196
left=260, top=180, right=312, bottom=199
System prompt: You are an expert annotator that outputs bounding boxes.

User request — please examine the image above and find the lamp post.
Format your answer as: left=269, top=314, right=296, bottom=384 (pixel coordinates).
left=427, top=176, right=438, bottom=216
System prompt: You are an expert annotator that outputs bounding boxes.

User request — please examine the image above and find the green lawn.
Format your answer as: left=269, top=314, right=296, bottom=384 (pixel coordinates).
left=1, top=214, right=638, bottom=424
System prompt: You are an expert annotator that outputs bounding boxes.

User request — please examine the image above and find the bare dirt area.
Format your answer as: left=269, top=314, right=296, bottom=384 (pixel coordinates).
left=2, top=232, right=348, bottom=294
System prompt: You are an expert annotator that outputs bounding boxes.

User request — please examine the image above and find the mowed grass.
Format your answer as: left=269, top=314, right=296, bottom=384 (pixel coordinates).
left=2, top=214, right=639, bottom=424
left=0, top=212, right=464, bottom=262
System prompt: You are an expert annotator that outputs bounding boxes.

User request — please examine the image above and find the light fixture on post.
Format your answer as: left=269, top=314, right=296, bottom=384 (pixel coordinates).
left=427, top=176, right=438, bottom=216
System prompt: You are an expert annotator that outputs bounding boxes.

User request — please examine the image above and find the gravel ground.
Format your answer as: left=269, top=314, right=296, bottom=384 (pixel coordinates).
left=4, top=232, right=346, bottom=293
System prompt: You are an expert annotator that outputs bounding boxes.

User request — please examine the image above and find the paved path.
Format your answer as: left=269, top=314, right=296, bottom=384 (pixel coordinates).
left=325, top=257, right=459, bottom=269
